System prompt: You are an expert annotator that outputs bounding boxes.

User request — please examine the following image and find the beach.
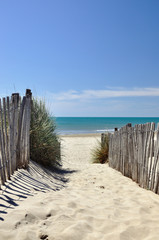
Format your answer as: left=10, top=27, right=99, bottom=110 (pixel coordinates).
left=1, top=134, right=159, bottom=240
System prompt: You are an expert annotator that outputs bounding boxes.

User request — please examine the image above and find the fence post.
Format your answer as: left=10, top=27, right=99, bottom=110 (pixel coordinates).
left=7, top=97, right=12, bottom=177
left=18, top=89, right=32, bottom=169
left=150, top=123, right=159, bottom=192
left=101, top=133, right=105, bottom=146
left=3, top=98, right=10, bottom=180
left=24, top=89, right=32, bottom=168
left=0, top=99, right=7, bottom=183
left=10, top=93, right=20, bottom=173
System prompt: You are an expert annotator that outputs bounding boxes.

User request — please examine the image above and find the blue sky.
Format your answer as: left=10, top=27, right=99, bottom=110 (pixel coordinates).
left=0, top=0, right=159, bottom=116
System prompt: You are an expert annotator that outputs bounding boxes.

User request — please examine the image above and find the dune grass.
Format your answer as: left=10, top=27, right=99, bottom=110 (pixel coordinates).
left=92, top=134, right=109, bottom=164
left=30, top=98, right=61, bottom=167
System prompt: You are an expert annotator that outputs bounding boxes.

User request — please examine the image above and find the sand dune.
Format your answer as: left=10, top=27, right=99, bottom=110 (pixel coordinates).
left=1, top=134, right=159, bottom=240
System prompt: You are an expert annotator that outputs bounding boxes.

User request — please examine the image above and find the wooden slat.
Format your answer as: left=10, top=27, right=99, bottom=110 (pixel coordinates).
left=0, top=133, right=5, bottom=186
left=16, top=96, right=23, bottom=168
left=24, top=97, right=31, bottom=168
left=143, top=123, right=151, bottom=189
left=123, top=125, right=128, bottom=177
left=11, top=94, right=19, bottom=172
left=151, top=123, right=159, bottom=192
left=3, top=97, right=10, bottom=180
left=132, top=125, right=138, bottom=182
left=120, top=128, right=123, bottom=173
left=140, top=123, right=147, bottom=188
left=0, top=99, right=6, bottom=183
left=128, top=125, right=133, bottom=179
left=148, top=123, right=155, bottom=190
left=19, top=96, right=27, bottom=168
left=150, top=125, right=158, bottom=191
left=9, top=95, right=14, bottom=174
left=7, top=97, right=12, bottom=176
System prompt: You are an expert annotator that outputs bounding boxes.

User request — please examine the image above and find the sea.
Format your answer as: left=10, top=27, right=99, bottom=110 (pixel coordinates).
left=54, top=117, right=159, bottom=135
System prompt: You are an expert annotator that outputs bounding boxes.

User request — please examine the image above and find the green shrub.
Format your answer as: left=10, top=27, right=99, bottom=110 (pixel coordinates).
left=30, top=98, right=60, bottom=167
left=92, top=134, right=109, bottom=164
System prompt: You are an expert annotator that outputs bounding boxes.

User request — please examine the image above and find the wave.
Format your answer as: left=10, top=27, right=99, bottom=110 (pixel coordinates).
left=96, top=129, right=114, bottom=133
left=56, top=129, right=115, bottom=135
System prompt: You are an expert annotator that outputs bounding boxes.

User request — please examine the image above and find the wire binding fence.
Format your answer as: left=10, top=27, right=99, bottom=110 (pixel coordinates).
left=0, top=89, right=32, bottom=188
left=108, top=122, right=159, bottom=194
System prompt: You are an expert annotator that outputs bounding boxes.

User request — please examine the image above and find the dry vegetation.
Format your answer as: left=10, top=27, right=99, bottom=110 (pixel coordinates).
left=92, top=134, right=109, bottom=164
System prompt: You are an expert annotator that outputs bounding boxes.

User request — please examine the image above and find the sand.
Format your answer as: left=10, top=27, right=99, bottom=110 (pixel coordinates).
left=1, top=134, right=159, bottom=239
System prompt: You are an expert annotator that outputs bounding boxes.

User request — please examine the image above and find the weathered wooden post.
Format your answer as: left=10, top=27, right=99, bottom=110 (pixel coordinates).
left=16, top=89, right=32, bottom=169
left=10, top=93, right=20, bottom=173
left=127, top=123, right=132, bottom=127
left=0, top=99, right=7, bottom=183
left=25, top=89, right=32, bottom=168
left=3, top=97, right=11, bottom=180
left=7, top=96, right=11, bottom=178
left=101, top=133, right=105, bottom=146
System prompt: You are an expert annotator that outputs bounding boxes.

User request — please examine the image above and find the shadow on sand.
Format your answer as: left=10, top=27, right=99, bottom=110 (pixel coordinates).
left=0, top=160, right=77, bottom=221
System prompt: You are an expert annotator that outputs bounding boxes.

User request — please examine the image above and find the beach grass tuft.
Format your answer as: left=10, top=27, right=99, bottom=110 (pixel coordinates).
left=92, top=134, right=109, bottom=164
left=30, top=98, right=61, bottom=167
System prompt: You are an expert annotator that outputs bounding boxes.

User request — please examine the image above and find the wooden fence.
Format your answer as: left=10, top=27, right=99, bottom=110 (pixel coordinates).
left=108, top=122, right=159, bottom=194
left=0, top=89, right=32, bottom=187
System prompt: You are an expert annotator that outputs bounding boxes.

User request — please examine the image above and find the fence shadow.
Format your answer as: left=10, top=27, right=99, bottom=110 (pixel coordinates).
left=0, top=160, right=77, bottom=221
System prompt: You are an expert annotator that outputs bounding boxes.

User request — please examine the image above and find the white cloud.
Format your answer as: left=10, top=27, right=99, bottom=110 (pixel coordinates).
left=42, top=87, right=159, bottom=116
left=51, top=87, right=159, bottom=101
left=48, top=98, right=159, bottom=117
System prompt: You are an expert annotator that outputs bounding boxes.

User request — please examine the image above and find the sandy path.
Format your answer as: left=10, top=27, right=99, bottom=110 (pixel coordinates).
left=0, top=135, right=159, bottom=240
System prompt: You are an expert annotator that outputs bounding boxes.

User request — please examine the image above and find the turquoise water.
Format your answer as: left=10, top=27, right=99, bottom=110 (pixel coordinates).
left=54, top=117, right=159, bottom=135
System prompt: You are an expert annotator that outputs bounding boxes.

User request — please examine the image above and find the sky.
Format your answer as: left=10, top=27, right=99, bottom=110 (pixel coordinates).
left=0, top=0, right=159, bottom=116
